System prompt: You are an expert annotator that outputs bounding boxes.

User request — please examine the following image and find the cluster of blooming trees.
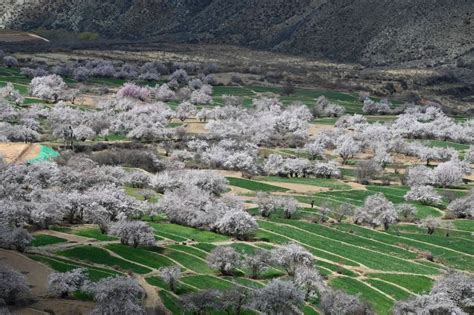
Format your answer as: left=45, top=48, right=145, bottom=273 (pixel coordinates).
left=154, top=170, right=258, bottom=239
left=0, top=264, right=31, bottom=314
left=312, top=96, right=345, bottom=117
left=392, top=106, right=473, bottom=143
left=171, top=243, right=371, bottom=314
left=0, top=85, right=45, bottom=142
left=264, top=154, right=340, bottom=178
left=0, top=156, right=157, bottom=253
left=46, top=269, right=147, bottom=314
left=18, top=57, right=218, bottom=83
left=447, top=190, right=473, bottom=219
left=404, top=158, right=471, bottom=207
left=362, top=98, right=401, bottom=115
left=0, top=82, right=23, bottom=105
left=115, top=79, right=214, bottom=105
left=354, top=193, right=399, bottom=230
left=204, top=98, right=312, bottom=146
left=256, top=192, right=300, bottom=218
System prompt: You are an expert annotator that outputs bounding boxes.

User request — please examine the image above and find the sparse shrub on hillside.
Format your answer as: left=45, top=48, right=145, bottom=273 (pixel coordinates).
left=282, top=80, right=295, bottom=96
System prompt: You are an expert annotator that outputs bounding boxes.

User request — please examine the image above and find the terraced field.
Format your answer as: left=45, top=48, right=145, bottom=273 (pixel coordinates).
left=30, top=188, right=472, bottom=315
left=1, top=64, right=472, bottom=315
left=25, top=165, right=472, bottom=314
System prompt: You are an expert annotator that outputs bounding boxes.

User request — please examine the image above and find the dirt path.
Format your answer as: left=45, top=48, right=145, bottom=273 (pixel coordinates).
left=136, top=276, right=170, bottom=315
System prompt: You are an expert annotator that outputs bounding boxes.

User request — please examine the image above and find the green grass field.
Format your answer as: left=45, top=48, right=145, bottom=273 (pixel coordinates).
left=31, top=234, right=67, bottom=247
left=58, top=246, right=152, bottom=274
left=257, top=176, right=351, bottom=190
left=226, top=177, right=289, bottom=192
left=30, top=255, right=120, bottom=281
left=3, top=64, right=472, bottom=315
left=73, top=227, right=117, bottom=241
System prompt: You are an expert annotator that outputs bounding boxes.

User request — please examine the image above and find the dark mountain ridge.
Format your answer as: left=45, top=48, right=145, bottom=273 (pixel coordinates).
left=2, top=0, right=473, bottom=65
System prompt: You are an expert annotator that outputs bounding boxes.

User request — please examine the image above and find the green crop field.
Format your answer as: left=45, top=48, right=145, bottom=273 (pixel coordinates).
left=1, top=60, right=472, bottom=315
left=226, top=177, right=289, bottom=192
left=58, top=246, right=152, bottom=274
left=31, top=234, right=67, bottom=246
left=257, top=176, right=352, bottom=190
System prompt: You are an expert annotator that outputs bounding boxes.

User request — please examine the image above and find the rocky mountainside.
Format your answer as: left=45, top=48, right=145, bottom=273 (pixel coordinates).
left=2, top=0, right=473, bottom=65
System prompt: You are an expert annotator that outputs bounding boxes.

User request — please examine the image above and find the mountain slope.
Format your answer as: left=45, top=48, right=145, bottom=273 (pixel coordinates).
left=2, top=0, right=473, bottom=65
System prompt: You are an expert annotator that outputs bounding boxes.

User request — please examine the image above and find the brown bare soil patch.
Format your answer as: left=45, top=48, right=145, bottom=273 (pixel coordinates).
left=308, top=124, right=334, bottom=137
left=75, top=95, right=98, bottom=107
left=0, top=143, right=41, bottom=163
left=183, top=122, right=207, bottom=134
